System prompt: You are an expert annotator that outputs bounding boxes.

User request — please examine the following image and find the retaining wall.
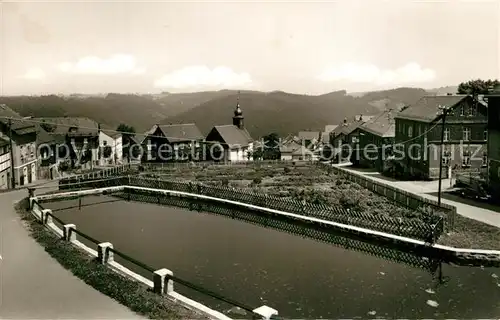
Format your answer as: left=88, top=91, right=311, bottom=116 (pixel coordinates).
left=35, top=185, right=500, bottom=266
left=29, top=189, right=278, bottom=320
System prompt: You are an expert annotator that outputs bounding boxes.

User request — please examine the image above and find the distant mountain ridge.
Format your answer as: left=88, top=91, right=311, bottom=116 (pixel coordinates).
left=0, top=86, right=457, bottom=138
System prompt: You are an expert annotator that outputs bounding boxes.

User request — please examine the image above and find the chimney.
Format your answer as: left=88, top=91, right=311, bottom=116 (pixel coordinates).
left=447, top=93, right=453, bottom=96
left=359, top=114, right=363, bottom=122
left=343, top=118, right=347, bottom=126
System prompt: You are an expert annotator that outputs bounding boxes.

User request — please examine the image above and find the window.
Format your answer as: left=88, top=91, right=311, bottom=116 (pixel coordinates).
left=462, top=151, right=471, bottom=167
left=460, top=106, right=465, bottom=116
left=463, top=127, right=471, bottom=141
left=484, top=130, right=488, bottom=141
left=482, top=153, right=488, bottom=167
left=408, top=126, right=413, bottom=137
left=83, top=138, right=88, bottom=144
left=469, top=105, right=476, bottom=116
left=443, top=128, right=450, bottom=142
left=416, top=124, right=421, bottom=136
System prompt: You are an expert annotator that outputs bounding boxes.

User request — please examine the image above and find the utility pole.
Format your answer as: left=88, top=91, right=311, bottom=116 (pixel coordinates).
left=437, top=105, right=450, bottom=207
left=8, top=119, right=16, bottom=189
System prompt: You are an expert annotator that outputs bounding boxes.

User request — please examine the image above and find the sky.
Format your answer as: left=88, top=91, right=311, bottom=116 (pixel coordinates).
left=1, top=0, right=499, bottom=96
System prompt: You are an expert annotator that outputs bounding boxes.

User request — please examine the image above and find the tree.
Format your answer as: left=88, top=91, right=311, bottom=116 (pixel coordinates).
left=40, top=121, right=56, bottom=133
left=116, top=123, right=136, bottom=135
left=261, top=132, right=281, bottom=160
left=457, top=79, right=500, bottom=96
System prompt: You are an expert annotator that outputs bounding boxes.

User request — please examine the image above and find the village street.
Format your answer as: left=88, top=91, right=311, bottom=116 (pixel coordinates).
left=0, top=181, right=144, bottom=319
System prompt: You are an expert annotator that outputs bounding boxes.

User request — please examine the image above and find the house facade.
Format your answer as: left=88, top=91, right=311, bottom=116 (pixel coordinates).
left=329, top=118, right=366, bottom=163
left=486, top=87, right=500, bottom=200
left=0, top=105, right=38, bottom=186
left=279, top=138, right=301, bottom=161
left=205, top=98, right=253, bottom=162
left=357, top=109, right=396, bottom=172
left=395, top=95, right=487, bottom=180
left=297, top=131, right=320, bottom=149
left=143, top=123, right=204, bottom=162
left=37, top=117, right=100, bottom=170
left=99, top=130, right=123, bottom=166
left=0, top=137, right=11, bottom=189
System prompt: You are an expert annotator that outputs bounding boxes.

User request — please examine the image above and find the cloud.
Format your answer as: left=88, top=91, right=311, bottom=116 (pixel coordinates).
left=154, top=66, right=252, bottom=89
left=58, top=54, right=146, bottom=75
left=317, top=62, right=436, bottom=85
left=18, top=68, right=46, bottom=80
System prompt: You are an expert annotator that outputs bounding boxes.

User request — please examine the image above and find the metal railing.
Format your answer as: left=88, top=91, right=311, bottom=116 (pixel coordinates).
left=30, top=198, right=268, bottom=319
left=57, top=174, right=445, bottom=243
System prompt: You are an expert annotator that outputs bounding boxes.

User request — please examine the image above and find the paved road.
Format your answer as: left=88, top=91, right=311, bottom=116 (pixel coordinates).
left=0, top=183, right=144, bottom=319
left=341, top=167, right=500, bottom=228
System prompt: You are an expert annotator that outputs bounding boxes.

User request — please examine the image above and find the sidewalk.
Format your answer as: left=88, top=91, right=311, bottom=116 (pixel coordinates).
left=0, top=185, right=144, bottom=318
left=341, top=167, right=500, bottom=229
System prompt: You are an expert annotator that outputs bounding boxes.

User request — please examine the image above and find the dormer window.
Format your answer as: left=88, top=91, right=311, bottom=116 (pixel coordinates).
left=408, top=126, right=413, bottom=138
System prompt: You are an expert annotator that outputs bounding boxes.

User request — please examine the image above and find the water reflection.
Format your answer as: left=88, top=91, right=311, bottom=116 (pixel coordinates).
left=42, top=194, right=500, bottom=318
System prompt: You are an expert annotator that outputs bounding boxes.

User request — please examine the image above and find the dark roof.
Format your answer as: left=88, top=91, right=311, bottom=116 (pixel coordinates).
left=157, top=123, right=204, bottom=143
left=395, top=95, right=468, bottom=122
left=324, top=125, right=338, bottom=133
left=129, top=135, right=141, bottom=145
left=360, top=109, right=397, bottom=138
left=36, top=117, right=99, bottom=136
left=280, top=140, right=301, bottom=153
left=101, top=129, right=122, bottom=139
left=0, top=104, right=36, bottom=133
left=210, top=125, right=253, bottom=148
left=298, top=131, right=320, bottom=141
left=343, top=120, right=365, bottom=136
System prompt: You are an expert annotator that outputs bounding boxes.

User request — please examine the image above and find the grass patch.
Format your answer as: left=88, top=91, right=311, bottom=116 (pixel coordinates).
left=15, top=198, right=206, bottom=320
left=436, top=214, right=500, bottom=250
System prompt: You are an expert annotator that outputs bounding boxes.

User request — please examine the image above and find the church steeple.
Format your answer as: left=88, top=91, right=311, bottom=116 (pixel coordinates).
left=233, top=91, right=244, bottom=129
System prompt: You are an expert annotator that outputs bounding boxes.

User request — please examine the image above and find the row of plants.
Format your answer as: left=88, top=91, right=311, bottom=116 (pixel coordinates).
left=143, top=164, right=437, bottom=223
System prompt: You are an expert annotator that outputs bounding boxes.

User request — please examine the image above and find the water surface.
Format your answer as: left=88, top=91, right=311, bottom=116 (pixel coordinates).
left=43, top=195, right=500, bottom=318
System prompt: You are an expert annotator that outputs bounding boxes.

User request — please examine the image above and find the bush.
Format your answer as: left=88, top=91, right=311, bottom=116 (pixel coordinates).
left=283, top=167, right=291, bottom=174
left=252, top=177, right=262, bottom=185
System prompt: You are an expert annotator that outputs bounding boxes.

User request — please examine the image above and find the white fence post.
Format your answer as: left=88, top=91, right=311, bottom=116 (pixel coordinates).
left=41, top=209, right=53, bottom=225
left=97, top=242, right=114, bottom=264
left=63, top=224, right=76, bottom=242
left=153, top=268, right=174, bottom=295
left=253, top=305, right=278, bottom=320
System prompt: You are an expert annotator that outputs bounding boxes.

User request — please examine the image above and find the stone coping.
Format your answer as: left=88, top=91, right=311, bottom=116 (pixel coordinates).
left=34, top=186, right=500, bottom=266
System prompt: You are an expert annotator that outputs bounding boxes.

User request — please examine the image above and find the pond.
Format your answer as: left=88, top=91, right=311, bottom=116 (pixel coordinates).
left=42, top=195, right=500, bottom=319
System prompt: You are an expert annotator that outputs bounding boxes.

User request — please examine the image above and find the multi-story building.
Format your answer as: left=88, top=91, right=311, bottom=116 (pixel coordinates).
left=0, top=105, right=38, bottom=186
left=357, top=109, right=396, bottom=172
left=36, top=117, right=100, bottom=170
left=0, top=137, right=11, bottom=189
left=486, top=86, right=500, bottom=199
left=394, top=94, right=487, bottom=180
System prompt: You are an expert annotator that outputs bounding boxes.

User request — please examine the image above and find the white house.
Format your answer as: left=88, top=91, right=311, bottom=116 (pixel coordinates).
left=99, top=129, right=123, bottom=166
left=205, top=96, right=253, bottom=162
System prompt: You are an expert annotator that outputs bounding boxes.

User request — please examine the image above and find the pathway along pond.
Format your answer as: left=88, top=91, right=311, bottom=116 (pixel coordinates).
left=43, top=195, right=500, bottom=319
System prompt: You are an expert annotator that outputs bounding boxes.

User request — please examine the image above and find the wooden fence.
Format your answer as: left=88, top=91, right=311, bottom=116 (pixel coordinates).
left=319, top=163, right=457, bottom=230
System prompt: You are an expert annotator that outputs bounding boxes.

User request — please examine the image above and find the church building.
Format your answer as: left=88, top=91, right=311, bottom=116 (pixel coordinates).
left=205, top=93, right=254, bottom=162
